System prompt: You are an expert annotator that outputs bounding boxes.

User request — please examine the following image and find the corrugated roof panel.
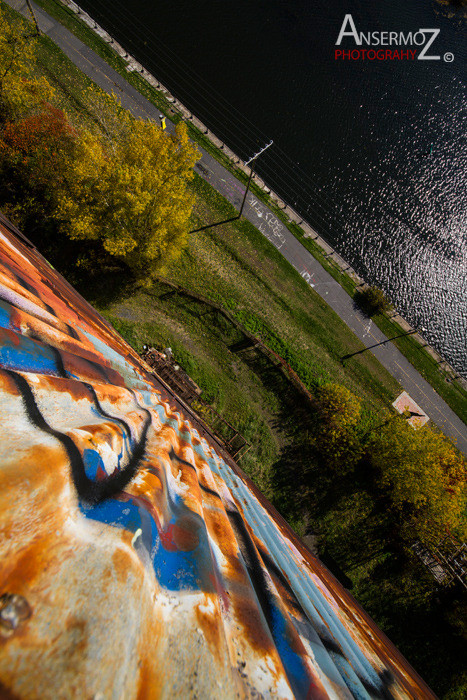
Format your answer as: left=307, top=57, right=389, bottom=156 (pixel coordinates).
left=0, top=220, right=435, bottom=698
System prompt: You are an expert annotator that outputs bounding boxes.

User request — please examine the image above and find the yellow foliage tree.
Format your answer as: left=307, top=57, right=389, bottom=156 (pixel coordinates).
left=57, top=103, right=199, bottom=279
left=316, top=383, right=361, bottom=425
left=0, top=6, right=53, bottom=121
left=370, top=418, right=467, bottom=546
left=0, top=15, right=197, bottom=279
left=314, top=383, right=363, bottom=471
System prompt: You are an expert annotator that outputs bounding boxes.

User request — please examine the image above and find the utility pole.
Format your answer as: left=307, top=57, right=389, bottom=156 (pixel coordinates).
left=245, top=140, right=273, bottom=166
left=189, top=140, right=273, bottom=235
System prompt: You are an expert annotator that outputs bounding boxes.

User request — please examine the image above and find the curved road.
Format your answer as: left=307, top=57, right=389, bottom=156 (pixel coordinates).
left=6, top=0, right=467, bottom=454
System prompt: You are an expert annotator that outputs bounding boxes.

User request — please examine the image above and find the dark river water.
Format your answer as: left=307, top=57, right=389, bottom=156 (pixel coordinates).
left=79, top=0, right=466, bottom=376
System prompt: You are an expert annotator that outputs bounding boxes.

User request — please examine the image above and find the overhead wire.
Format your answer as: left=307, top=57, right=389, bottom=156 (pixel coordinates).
left=83, top=0, right=266, bottom=150
left=88, top=0, right=276, bottom=146
left=94, top=0, right=348, bottom=219
left=84, top=0, right=349, bottom=222
left=74, top=0, right=349, bottom=238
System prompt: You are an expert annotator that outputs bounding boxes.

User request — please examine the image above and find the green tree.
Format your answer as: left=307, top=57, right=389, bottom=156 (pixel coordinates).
left=355, top=285, right=391, bottom=316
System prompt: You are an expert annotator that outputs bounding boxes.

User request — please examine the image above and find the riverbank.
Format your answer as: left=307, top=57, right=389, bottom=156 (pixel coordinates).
left=23, top=0, right=467, bottom=428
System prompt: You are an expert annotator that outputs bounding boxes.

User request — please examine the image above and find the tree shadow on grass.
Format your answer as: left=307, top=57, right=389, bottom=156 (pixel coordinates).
left=10, top=216, right=137, bottom=310
left=73, top=265, right=137, bottom=310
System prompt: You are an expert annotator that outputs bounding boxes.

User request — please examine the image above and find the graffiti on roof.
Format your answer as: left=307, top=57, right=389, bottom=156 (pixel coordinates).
left=0, top=219, right=434, bottom=698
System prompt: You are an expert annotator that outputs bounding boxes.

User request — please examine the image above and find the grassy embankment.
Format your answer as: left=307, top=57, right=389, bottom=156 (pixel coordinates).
left=89, top=174, right=402, bottom=514
left=2, top=0, right=402, bottom=498
left=31, top=0, right=467, bottom=425
left=3, top=5, right=467, bottom=696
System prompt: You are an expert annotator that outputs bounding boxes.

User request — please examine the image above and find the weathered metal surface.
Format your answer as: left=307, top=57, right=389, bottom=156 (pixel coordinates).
left=0, top=221, right=435, bottom=699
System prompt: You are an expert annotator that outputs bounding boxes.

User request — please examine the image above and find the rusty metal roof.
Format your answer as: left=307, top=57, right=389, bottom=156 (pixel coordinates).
left=0, top=220, right=435, bottom=698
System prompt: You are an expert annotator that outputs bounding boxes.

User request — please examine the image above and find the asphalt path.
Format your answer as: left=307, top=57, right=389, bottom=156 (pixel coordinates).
left=6, top=0, right=466, bottom=454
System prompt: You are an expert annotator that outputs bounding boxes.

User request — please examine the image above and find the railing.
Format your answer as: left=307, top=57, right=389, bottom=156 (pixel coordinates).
left=411, top=535, right=467, bottom=590
left=141, top=347, right=251, bottom=461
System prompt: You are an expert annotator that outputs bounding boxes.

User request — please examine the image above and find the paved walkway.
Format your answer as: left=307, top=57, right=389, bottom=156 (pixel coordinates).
left=6, top=0, right=467, bottom=454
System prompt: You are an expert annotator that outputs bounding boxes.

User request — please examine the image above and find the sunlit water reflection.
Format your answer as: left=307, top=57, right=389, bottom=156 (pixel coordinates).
left=79, top=0, right=467, bottom=375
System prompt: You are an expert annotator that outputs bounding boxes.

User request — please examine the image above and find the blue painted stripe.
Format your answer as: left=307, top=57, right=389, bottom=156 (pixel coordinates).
left=83, top=448, right=106, bottom=480
left=0, top=301, right=12, bottom=330
left=0, top=329, right=61, bottom=375
left=80, top=493, right=215, bottom=592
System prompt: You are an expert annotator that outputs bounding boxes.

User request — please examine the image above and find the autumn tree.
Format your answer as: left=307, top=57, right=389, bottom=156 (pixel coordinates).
left=0, top=103, right=77, bottom=222
left=369, top=418, right=467, bottom=546
left=0, top=6, right=58, bottom=231
left=314, top=383, right=363, bottom=471
left=57, top=99, right=199, bottom=280
left=0, top=7, right=53, bottom=123
left=0, top=24, right=199, bottom=280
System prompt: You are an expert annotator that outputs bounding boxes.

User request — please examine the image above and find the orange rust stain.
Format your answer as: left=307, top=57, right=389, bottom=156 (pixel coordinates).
left=112, top=547, right=132, bottom=585
left=95, top=384, right=132, bottom=406
left=0, top=450, right=69, bottom=562
left=0, top=443, right=68, bottom=499
left=204, top=509, right=235, bottom=555
left=126, top=410, right=146, bottom=427
left=198, top=477, right=222, bottom=504
left=0, top=681, right=21, bottom=700
left=177, top=437, right=195, bottom=454
left=120, top=528, right=135, bottom=548
left=71, top=423, right=120, bottom=447
left=135, top=597, right=163, bottom=699
left=61, top=353, right=125, bottom=387
left=39, top=374, right=90, bottom=399
left=1, top=537, right=53, bottom=595
left=0, top=328, right=20, bottom=348
left=157, top=423, right=179, bottom=445
left=177, top=466, right=199, bottom=492
left=232, top=596, right=274, bottom=656
left=128, top=470, right=163, bottom=500
left=211, top=472, right=228, bottom=495
left=195, top=599, right=223, bottom=656
left=0, top=369, right=21, bottom=396
left=136, top=658, right=162, bottom=700
left=5, top=305, right=21, bottom=331
left=171, top=520, right=199, bottom=551
left=223, top=553, right=248, bottom=585
left=192, top=452, right=212, bottom=476
left=0, top=450, right=71, bottom=604
left=63, top=615, right=88, bottom=658
left=136, top=663, right=151, bottom=700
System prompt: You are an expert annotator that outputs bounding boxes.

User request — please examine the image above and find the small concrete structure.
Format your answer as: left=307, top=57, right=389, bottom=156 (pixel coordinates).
left=392, top=391, right=429, bottom=429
